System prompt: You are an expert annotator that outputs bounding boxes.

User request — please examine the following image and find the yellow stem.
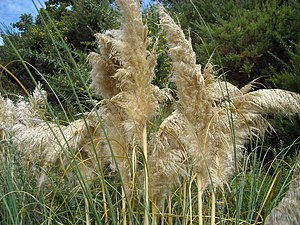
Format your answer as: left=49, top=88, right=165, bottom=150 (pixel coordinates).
left=254, top=171, right=280, bottom=224
left=168, top=194, right=172, bottom=225
left=189, top=176, right=194, bottom=225
left=101, top=182, right=109, bottom=225
left=211, top=188, right=216, bottom=225
left=183, top=178, right=187, bottom=225
left=197, top=174, right=203, bottom=225
left=0, top=64, right=29, bottom=96
left=143, top=124, right=149, bottom=225
left=85, top=197, right=91, bottom=225
left=152, top=202, right=157, bottom=225
left=161, top=204, right=165, bottom=225
left=122, top=188, right=127, bottom=225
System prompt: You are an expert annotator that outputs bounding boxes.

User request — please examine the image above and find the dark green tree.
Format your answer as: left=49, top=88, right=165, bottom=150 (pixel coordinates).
left=13, top=14, right=34, bottom=31
left=0, top=0, right=118, bottom=118
left=161, top=0, right=300, bottom=86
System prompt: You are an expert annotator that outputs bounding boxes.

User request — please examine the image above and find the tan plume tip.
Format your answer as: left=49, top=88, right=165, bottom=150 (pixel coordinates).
left=90, top=0, right=159, bottom=131
left=159, top=5, right=205, bottom=123
left=88, top=51, right=120, bottom=100
left=1, top=88, right=110, bottom=186
left=14, top=85, right=48, bottom=127
left=0, top=95, right=16, bottom=130
left=103, top=0, right=158, bottom=136
left=235, top=89, right=300, bottom=115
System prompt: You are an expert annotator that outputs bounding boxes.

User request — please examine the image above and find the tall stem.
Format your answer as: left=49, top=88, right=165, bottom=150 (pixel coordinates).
left=161, top=203, right=165, bottom=225
left=101, top=182, right=109, bottom=225
left=197, top=174, right=203, bottom=225
left=211, top=188, right=216, bottom=225
left=143, top=124, right=149, bottom=225
left=183, top=178, right=187, bottom=225
left=122, top=188, right=127, bottom=225
left=168, top=194, right=172, bottom=225
left=85, top=197, right=91, bottom=225
left=189, top=177, right=193, bottom=225
left=152, top=202, right=157, bottom=225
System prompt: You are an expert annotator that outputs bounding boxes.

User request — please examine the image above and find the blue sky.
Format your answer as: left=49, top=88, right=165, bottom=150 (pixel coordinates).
left=0, top=0, right=44, bottom=45
left=0, top=0, right=154, bottom=45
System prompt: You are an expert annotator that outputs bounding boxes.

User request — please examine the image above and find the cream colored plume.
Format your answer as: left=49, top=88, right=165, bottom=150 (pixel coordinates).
left=13, top=111, right=107, bottom=186
left=110, top=0, right=159, bottom=137
left=88, top=34, right=120, bottom=100
left=234, top=89, right=300, bottom=114
left=151, top=6, right=300, bottom=203
left=16, top=84, right=48, bottom=126
left=0, top=84, right=46, bottom=135
left=148, top=110, right=189, bottom=202
left=159, top=6, right=204, bottom=123
left=0, top=94, right=16, bottom=138
left=0, top=87, right=108, bottom=186
left=157, top=6, right=236, bottom=190
left=89, top=0, right=159, bottom=137
left=88, top=0, right=160, bottom=195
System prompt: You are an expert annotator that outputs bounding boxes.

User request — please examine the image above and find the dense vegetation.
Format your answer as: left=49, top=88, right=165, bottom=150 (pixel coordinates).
left=1, top=0, right=299, bottom=145
left=0, top=0, right=299, bottom=224
left=163, top=0, right=300, bottom=150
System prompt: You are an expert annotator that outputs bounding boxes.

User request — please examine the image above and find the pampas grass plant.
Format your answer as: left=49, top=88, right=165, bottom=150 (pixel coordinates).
left=152, top=5, right=300, bottom=225
left=88, top=0, right=160, bottom=224
left=1, top=1, right=300, bottom=225
left=0, top=85, right=108, bottom=187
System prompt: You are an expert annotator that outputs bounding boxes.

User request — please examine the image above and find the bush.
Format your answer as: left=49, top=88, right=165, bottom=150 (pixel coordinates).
left=165, top=0, right=300, bottom=86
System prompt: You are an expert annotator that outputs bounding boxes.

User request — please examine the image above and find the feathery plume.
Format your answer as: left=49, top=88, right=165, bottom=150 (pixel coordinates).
left=0, top=87, right=108, bottom=186
left=88, top=34, right=120, bottom=100
left=234, top=89, right=300, bottom=115
left=88, top=0, right=160, bottom=199
left=88, top=3, right=161, bottom=223
left=159, top=6, right=204, bottom=123
left=154, top=6, right=300, bottom=208
left=0, top=95, right=16, bottom=132
left=110, top=0, right=159, bottom=138
left=89, top=0, right=159, bottom=140
left=148, top=110, right=189, bottom=202
left=158, top=6, right=234, bottom=192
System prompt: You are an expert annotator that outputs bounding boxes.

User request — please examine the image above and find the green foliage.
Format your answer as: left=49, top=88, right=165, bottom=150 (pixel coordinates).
left=13, top=13, right=34, bottom=31
left=64, top=0, right=119, bottom=50
left=0, top=143, right=40, bottom=224
left=0, top=0, right=118, bottom=119
left=267, top=41, right=300, bottom=149
left=270, top=41, right=300, bottom=93
left=0, top=134, right=297, bottom=224
left=165, top=0, right=300, bottom=86
left=144, top=5, right=173, bottom=88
